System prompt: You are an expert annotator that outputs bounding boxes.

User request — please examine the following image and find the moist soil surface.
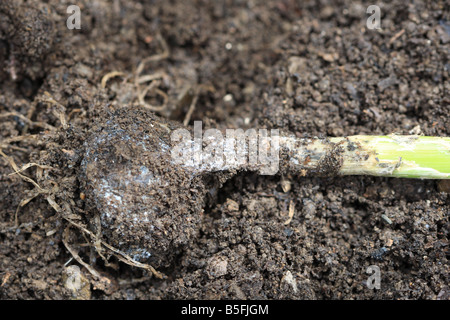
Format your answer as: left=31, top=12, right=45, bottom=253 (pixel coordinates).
left=0, top=0, right=449, bottom=299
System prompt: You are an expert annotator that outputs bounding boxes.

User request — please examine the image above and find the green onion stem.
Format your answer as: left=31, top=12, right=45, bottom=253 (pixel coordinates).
left=284, top=135, right=450, bottom=179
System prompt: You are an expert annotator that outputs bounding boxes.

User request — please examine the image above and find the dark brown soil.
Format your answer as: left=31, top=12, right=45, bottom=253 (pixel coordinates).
left=1, top=0, right=449, bottom=300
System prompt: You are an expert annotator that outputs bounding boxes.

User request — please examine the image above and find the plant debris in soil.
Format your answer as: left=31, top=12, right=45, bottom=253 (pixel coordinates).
left=0, top=0, right=449, bottom=299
